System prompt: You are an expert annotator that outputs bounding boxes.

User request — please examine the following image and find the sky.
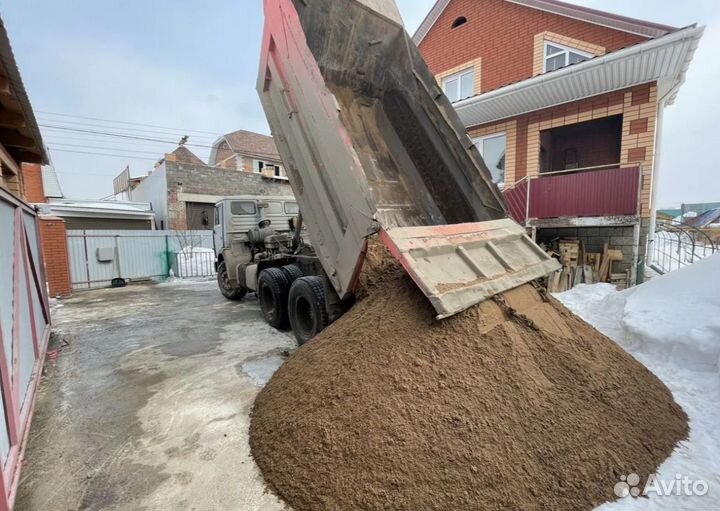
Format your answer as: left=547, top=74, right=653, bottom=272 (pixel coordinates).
left=1, top=0, right=718, bottom=207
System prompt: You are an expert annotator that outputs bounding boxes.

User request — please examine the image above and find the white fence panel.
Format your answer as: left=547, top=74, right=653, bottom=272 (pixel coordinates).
left=67, top=230, right=215, bottom=289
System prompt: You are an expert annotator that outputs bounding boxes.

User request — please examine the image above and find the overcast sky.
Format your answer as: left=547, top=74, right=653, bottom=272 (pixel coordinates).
left=1, top=0, right=718, bottom=207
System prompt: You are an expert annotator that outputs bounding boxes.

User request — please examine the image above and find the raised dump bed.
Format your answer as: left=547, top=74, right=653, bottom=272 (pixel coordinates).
left=257, top=0, right=558, bottom=318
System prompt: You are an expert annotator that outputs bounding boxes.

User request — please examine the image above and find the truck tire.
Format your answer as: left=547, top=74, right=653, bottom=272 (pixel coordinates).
left=257, top=268, right=291, bottom=329
left=217, top=261, right=247, bottom=301
left=288, top=276, right=329, bottom=346
left=281, top=264, right=303, bottom=284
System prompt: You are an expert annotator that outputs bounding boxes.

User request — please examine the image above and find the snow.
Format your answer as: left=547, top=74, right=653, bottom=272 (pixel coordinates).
left=556, top=254, right=720, bottom=510
left=175, top=247, right=216, bottom=279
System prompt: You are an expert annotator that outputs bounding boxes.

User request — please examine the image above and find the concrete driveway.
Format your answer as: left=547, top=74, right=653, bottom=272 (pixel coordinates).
left=16, top=280, right=293, bottom=511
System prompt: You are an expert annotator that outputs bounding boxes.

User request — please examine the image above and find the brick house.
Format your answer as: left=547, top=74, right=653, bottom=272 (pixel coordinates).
left=132, top=145, right=292, bottom=230
left=208, top=129, right=287, bottom=178
left=414, top=0, right=704, bottom=283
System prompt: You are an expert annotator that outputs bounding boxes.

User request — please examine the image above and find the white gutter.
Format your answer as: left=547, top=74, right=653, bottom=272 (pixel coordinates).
left=453, top=25, right=704, bottom=127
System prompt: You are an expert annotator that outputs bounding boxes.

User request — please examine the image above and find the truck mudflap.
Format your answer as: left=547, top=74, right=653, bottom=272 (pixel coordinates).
left=379, top=219, right=561, bottom=319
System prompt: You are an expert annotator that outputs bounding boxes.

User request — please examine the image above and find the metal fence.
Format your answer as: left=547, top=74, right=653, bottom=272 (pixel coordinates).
left=67, top=230, right=216, bottom=290
left=650, top=223, right=718, bottom=275
left=172, top=249, right=217, bottom=279
left=0, top=188, right=51, bottom=510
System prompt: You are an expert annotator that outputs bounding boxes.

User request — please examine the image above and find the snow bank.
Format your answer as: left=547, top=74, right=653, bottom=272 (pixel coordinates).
left=560, top=254, right=720, bottom=372
left=623, top=254, right=720, bottom=371
left=556, top=254, right=720, bottom=510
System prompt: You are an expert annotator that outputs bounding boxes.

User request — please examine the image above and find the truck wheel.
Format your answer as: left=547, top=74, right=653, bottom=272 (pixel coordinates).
left=288, top=277, right=329, bottom=346
left=217, top=261, right=247, bottom=301
left=281, top=264, right=303, bottom=283
left=257, top=268, right=291, bottom=329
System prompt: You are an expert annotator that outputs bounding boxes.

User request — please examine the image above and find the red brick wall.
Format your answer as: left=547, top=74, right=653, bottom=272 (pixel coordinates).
left=38, top=217, right=72, bottom=297
left=21, top=163, right=45, bottom=203
left=418, top=0, right=646, bottom=92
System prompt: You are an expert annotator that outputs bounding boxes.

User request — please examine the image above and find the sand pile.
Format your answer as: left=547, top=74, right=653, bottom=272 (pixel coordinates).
left=250, top=248, right=688, bottom=510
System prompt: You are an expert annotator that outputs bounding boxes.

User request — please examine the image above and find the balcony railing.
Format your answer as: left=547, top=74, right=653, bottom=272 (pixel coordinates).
left=504, top=164, right=642, bottom=224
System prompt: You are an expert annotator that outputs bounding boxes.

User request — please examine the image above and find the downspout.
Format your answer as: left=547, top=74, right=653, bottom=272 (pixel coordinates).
left=646, top=81, right=683, bottom=269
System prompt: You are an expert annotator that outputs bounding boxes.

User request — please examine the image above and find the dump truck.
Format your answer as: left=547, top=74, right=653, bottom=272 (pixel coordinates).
left=224, top=0, right=559, bottom=344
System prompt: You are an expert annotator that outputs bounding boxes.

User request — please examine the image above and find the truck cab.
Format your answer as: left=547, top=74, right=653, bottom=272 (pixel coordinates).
left=213, top=196, right=300, bottom=291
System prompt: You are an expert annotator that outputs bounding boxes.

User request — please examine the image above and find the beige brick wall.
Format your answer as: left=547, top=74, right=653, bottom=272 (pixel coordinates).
left=533, top=32, right=606, bottom=76
left=619, top=85, right=657, bottom=218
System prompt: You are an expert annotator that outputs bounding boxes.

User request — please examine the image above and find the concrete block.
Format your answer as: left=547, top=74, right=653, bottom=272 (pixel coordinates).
left=611, top=236, right=634, bottom=246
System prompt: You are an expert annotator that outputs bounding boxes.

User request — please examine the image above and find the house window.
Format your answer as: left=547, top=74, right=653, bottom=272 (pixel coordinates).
left=451, top=16, right=468, bottom=29
left=474, top=134, right=506, bottom=185
left=274, top=165, right=282, bottom=177
left=442, top=68, right=475, bottom=103
left=544, top=42, right=592, bottom=72
left=254, top=160, right=264, bottom=174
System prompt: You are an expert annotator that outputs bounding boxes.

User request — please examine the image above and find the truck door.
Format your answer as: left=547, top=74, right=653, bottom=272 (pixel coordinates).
left=213, top=203, right=224, bottom=259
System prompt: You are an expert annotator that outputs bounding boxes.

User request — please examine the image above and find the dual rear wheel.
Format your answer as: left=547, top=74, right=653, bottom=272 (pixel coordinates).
left=257, top=265, right=329, bottom=345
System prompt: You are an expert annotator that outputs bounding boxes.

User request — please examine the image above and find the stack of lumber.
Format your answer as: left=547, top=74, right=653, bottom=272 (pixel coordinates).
left=546, top=240, right=628, bottom=292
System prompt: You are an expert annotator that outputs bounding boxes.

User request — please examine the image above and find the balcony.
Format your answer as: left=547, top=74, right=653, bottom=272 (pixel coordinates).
left=504, top=165, right=642, bottom=226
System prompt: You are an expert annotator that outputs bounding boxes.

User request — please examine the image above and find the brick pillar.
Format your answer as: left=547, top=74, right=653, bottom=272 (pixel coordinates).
left=21, top=163, right=46, bottom=203
left=38, top=216, right=72, bottom=297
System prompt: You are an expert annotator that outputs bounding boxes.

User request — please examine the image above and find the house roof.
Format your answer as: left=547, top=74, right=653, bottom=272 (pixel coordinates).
left=452, top=25, right=703, bottom=128
left=220, top=130, right=280, bottom=161
left=685, top=208, right=720, bottom=228
left=0, top=18, right=46, bottom=164
left=413, top=0, right=678, bottom=46
left=170, top=145, right=205, bottom=166
left=657, top=208, right=682, bottom=218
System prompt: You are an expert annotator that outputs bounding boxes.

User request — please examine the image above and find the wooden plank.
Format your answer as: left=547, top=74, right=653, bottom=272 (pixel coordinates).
left=573, top=266, right=583, bottom=287
left=608, top=249, right=624, bottom=261
left=599, top=243, right=611, bottom=282
left=583, top=265, right=593, bottom=284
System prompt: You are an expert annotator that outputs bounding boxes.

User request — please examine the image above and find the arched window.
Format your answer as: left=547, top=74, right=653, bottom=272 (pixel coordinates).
left=451, top=16, right=468, bottom=29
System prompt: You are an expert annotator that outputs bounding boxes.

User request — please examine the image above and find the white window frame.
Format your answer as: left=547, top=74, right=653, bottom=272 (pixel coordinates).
left=442, top=67, right=475, bottom=103
left=543, top=41, right=593, bottom=73
left=473, top=133, right=507, bottom=187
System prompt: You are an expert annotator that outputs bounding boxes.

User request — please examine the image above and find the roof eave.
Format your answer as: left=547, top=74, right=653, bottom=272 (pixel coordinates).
left=0, top=19, right=46, bottom=165
left=452, top=25, right=704, bottom=128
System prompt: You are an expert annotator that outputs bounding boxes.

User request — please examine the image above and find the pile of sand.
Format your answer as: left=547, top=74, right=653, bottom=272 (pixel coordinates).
left=250, top=249, right=687, bottom=510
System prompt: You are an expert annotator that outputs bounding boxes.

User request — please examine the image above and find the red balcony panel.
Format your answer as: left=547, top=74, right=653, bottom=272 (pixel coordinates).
left=504, top=180, right=528, bottom=223
left=528, top=166, right=640, bottom=219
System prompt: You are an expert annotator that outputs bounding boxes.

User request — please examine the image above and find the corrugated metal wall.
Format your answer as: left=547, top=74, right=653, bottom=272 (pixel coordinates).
left=67, top=230, right=214, bottom=290
left=503, top=166, right=640, bottom=223
left=529, top=166, right=640, bottom=219
left=0, top=188, right=51, bottom=510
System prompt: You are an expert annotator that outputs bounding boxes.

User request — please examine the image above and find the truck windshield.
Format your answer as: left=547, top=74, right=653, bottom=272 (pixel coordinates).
left=231, top=201, right=256, bottom=215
